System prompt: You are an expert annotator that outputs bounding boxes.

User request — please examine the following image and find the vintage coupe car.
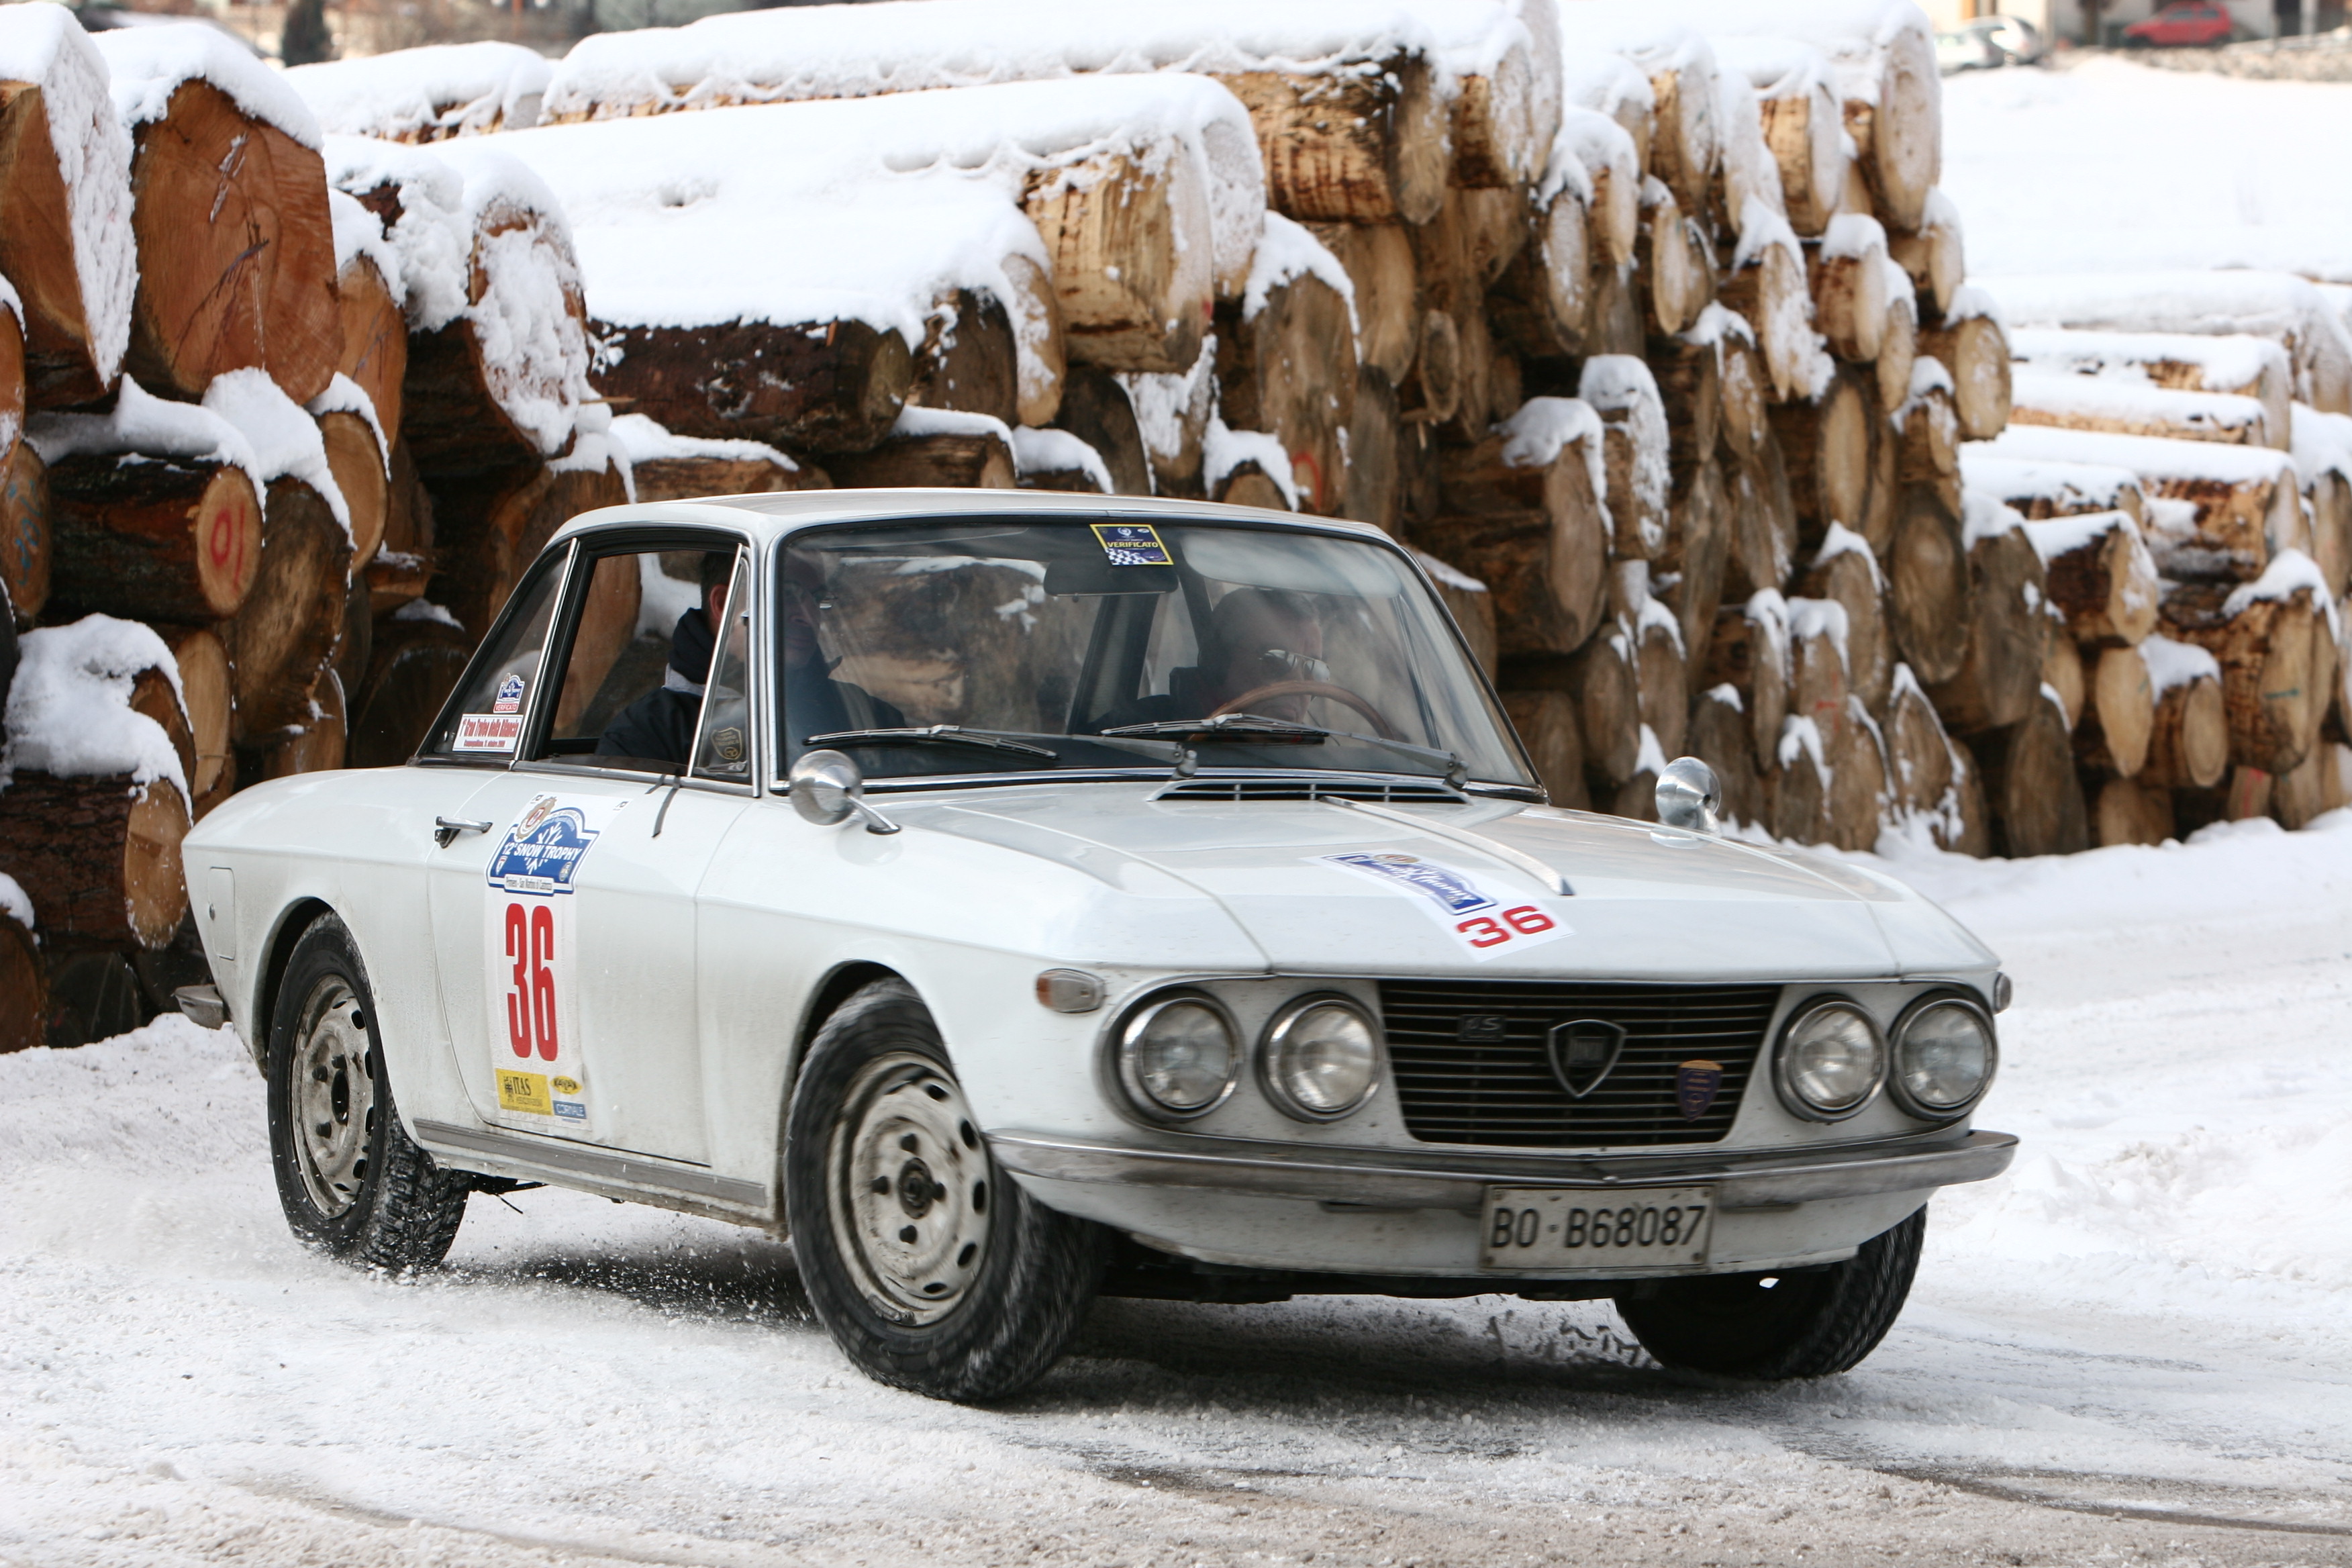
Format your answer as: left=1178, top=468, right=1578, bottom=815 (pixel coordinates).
left=181, top=491, right=2016, bottom=1400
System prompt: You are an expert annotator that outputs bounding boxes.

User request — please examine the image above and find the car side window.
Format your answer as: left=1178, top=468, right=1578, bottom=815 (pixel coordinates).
left=691, top=554, right=753, bottom=782
left=420, top=555, right=567, bottom=763
left=532, top=542, right=745, bottom=775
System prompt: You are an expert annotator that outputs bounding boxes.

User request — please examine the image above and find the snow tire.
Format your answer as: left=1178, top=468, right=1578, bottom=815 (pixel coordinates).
left=785, top=978, right=1104, bottom=1403
left=266, top=912, right=470, bottom=1272
left=1614, top=1205, right=1926, bottom=1380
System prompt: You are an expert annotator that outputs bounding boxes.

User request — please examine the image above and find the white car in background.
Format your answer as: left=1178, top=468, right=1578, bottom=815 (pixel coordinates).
left=181, top=491, right=2016, bottom=1401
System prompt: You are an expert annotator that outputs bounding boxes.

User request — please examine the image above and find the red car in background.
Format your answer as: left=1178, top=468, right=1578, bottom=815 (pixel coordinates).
left=2124, top=1, right=2239, bottom=45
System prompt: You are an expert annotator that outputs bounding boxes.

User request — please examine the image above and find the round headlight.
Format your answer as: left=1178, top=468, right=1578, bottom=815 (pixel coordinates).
left=1261, top=998, right=1380, bottom=1120
left=1117, top=997, right=1237, bottom=1118
left=1775, top=999, right=1885, bottom=1121
left=1892, top=997, right=1996, bottom=1117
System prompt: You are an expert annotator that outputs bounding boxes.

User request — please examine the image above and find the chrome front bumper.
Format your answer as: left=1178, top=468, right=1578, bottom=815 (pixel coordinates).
left=989, top=1128, right=2018, bottom=1214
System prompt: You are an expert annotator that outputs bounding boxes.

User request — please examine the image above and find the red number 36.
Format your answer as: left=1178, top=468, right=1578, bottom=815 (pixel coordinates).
left=1455, top=905, right=1555, bottom=947
left=503, top=901, right=560, bottom=1060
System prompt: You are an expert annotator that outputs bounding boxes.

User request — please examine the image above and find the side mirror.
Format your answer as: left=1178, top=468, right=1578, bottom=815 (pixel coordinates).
left=1655, top=756, right=1722, bottom=835
left=788, top=748, right=899, bottom=835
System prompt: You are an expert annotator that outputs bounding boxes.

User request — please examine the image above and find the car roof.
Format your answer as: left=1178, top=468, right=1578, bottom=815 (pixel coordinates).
left=544, top=486, right=1398, bottom=551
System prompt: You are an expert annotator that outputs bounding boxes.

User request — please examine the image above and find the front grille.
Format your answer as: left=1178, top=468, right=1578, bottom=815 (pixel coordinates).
left=1156, top=777, right=1464, bottom=804
left=1377, top=979, right=1781, bottom=1148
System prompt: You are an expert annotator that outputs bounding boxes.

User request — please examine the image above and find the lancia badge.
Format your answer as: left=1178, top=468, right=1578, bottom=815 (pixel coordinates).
left=1546, top=1020, right=1626, bottom=1099
left=1677, top=1059, right=1725, bottom=1120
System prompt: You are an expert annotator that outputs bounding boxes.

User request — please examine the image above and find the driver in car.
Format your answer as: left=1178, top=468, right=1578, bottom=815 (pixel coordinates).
left=1098, top=586, right=1328, bottom=729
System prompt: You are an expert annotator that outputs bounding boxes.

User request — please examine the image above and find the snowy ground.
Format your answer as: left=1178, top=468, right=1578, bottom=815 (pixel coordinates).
left=3, top=817, right=2350, bottom=1568
left=1943, top=54, right=2352, bottom=280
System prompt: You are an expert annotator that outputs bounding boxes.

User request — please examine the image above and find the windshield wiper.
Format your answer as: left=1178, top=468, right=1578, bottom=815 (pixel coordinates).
left=1101, top=715, right=1467, bottom=787
left=804, top=726, right=1060, bottom=760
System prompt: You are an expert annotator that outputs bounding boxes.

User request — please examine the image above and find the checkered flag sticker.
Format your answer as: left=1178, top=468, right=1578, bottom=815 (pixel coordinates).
left=1091, top=522, right=1173, bottom=567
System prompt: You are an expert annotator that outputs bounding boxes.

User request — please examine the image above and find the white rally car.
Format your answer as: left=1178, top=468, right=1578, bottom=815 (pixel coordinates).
left=182, top=491, right=2016, bottom=1400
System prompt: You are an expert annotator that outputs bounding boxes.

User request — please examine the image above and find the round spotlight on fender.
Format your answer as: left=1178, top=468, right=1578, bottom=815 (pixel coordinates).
left=1774, top=998, right=1885, bottom=1122
left=1116, top=995, right=1238, bottom=1120
left=1891, top=995, right=1997, bottom=1118
left=1261, top=997, right=1381, bottom=1121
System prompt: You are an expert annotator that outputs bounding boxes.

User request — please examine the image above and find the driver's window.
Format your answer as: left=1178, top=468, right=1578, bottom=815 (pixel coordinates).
left=691, top=555, right=752, bottom=781
left=532, top=541, right=745, bottom=775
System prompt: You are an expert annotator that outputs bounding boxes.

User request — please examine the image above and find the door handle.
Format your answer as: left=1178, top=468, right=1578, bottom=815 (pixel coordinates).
left=434, top=816, right=493, bottom=848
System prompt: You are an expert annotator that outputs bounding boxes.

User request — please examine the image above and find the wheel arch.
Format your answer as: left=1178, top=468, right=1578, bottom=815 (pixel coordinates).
left=253, top=897, right=337, bottom=1068
left=790, top=961, right=914, bottom=1093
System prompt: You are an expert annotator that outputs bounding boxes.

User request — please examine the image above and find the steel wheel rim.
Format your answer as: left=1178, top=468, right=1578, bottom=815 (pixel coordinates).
left=291, top=976, right=376, bottom=1218
left=828, top=1051, right=992, bottom=1326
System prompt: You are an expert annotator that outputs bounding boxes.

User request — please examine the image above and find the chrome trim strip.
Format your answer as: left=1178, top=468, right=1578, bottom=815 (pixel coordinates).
left=1327, top=797, right=1573, bottom=896
left=988, top=1128, right=2018, bottom=1214
left=413, top=1119, right=767, bottom=1206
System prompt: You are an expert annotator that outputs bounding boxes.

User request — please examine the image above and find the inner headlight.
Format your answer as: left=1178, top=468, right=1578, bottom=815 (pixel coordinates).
left=1775, top=998, right=1885, bottom=1121
left=1261, top=997, right=1380, bottom=1120
left=1116, top=995, right=1238, bottom=1118
left=1892, top=997, right=1996, bottom=1117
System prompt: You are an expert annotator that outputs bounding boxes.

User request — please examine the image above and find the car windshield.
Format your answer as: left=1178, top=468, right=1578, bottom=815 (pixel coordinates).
left=776, top=518, right=1534, bottom=788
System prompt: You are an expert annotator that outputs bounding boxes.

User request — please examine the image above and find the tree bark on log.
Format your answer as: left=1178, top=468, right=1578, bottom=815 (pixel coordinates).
left=1443, top=303, right=1496, bottom=446
left=1052, top=366, right=1152, bottom=497
left=1918, top=315, right=2012, bottom=442
left=226, top=478, right=354, bottom=742
left=150, top=623, right=230, bottom=816
left=1500, top=688, right=1589, bottom=810
left=2092, top=774, right=2174, bottom=847
left=909, top=287, right=1020, bottom=430
left=259, top=666, right=346, bottom=779
left=1925, top=520, right=2049, bottom=736
left=46, top=454, right=262, bottom=624
left=0, top=906, right=40, bottom=1054
left=2030, top=510, right=2161, bottom=646
left=1971, top=695, right=2090, bottom=858
left=1216, top=57, right=1446, bottom=226
left=1214, top=464, right=1293, bottom=511
left=1787, top=604, right=1851, bottom=754
left=2141, top=665, right=2231, bottom=790
left=2074, top=642, right=2156, bottom=778
left=1722, top=432, right=1798, bottom=603
left=1418, top=417, right=1610, bottom=657
left=1701, top=600, right=1790, bottom=775
left=336, top=252, right=405, bottom=440
left=2305, top=469, right=2351, bottom=599
left=828, top=426, right=1017, bottom=493
left=2163, top=583, right=2327, bottom=774
left=0, top=441, right=48, bottom=620
left=1768, top=367, right=1872, bottom=550
left=1214, top=271, right=1357, bottom=516
left=1026, top=150, right=1212, bottom=376
left=1883, top=669, right=1955, bottom=821
left=366, top=439, right=434, bottom=616
left=583, top=317, right=909, bottom=461
left=1342, top=366, right=1401, bottom=536
left=2269, top=741, right=2348, bottom=829
left=629, top=450, right=828, bottom=504
left=1397, top=307, right=1463, bottom=428
left=1826, top=698, right=1889, bottom=852
left=0, top=80, right=119, bottom=406
left=1652, top=334, right=1720, bottom=477
left=1687, top=684, right=1765, bottom=828
left=1531, top=626, right=1639, bottom=789
left=1631, top=603, right=1688, bottom=761
left=2042, top=628, right=2085, bottom=728
left=0, top=771, right=189, bottom=946
left=1660, top=456, right=1730, bottom=689
left=350, top=614, right=471, bottom=768
left=125, top=80, right=340, bottom=403
left=1308, top=221, right=1421, bottom=383
left=1801, top=540, right=1892, bottom=714
left=1887, top=485, right=1973, bottom=687
left=1768, top=718, right=1829, bottom=843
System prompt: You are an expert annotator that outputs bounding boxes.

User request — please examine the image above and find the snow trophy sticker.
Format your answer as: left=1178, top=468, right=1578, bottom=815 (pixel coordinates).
left=491, top=673, right=527, bottom=714
left=1315, top=851, right=1573, bottom=961
left=1091, top=522, right=1173, bottom=566
left=480, top=794, right=628, bottom=1134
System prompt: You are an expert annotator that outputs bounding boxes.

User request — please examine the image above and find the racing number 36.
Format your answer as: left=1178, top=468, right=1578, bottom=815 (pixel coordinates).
left=503, top=901, right=558, bottom=1059
left=1456, top=904, right=1555, bottom=948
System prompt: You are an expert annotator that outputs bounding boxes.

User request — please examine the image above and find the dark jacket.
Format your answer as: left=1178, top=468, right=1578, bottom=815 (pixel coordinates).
left=595, top=609, right=716, bottom=769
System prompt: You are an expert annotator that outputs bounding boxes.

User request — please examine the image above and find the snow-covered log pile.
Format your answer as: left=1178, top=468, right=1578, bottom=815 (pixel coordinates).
left=1972, top=268, right=2352, bottom=846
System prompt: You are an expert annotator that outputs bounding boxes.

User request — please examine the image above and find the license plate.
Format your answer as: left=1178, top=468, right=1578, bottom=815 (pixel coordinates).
left=1479, top=1187, right=1714, bottom=1272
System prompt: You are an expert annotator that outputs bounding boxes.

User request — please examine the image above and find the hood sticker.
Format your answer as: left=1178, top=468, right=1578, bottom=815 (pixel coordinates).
left=1314, top=852, right=1574, bottom=962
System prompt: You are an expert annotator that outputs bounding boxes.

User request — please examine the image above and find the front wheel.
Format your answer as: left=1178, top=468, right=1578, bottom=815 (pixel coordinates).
left=266, top=913, right=470, bottom=1271
left=784, top=979, right=1102, bottom=1402
left=1614, top=1206, right=1926, bottom=1379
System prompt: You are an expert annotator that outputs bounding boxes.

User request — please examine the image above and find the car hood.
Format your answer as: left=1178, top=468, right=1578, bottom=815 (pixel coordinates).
left=905, top=787, right=1996, bottom=981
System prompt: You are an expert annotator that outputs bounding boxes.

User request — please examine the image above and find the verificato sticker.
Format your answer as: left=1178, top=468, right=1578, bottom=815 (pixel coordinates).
left=1314, top=851, right=1573, bottom=961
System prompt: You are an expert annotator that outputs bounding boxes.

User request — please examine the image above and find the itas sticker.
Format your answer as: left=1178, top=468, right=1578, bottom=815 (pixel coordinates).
left=1315, top=851, right=1575, bottom=963
left=492, top=673, right=528, bottom=714
left=497, top=1069, right=551, bottom=1116
left=454, top=713, right=521, bottom=752
left=1091, top=522, right=1173, bottom=567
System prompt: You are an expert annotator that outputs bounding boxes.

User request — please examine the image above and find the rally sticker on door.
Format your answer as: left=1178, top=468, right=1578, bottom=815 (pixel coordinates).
left=481, top=795, right=628, bottom=1134
left=1314, top=852, right=1573, bottom=962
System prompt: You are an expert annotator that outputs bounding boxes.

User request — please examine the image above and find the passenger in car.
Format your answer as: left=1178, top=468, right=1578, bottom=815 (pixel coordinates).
left=595, top=551, right=737, bottom=768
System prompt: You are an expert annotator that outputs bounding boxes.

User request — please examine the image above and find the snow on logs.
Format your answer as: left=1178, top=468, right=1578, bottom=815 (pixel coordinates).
left=285, top=42, right=552, bottom=144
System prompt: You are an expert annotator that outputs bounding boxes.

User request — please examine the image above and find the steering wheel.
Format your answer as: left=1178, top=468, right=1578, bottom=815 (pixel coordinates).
left=1210, top=681, right=1404, bottom=741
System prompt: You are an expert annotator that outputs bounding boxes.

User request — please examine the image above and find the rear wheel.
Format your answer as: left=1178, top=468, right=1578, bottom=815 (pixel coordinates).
left=784, top=979, right=1102, bottom=1402
left=1614, top=1206, right=1926, bottom=1379
left=266, top=913, right=470, bottom=1271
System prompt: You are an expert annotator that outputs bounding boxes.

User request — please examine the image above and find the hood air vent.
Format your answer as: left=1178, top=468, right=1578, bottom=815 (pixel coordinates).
left=1155, top=777, right=1466, bottom=805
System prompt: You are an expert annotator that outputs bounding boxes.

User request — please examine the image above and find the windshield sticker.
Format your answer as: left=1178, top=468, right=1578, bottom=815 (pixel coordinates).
left=1314, top=852, right=1575, bottom=962
left=1092, top=522, right=1173, bottom=567
left=453, top=713, right=521, bottom=752
left=479, top=794, right=632, bottom=1138
left=491, top=673, right=527, bottom=714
